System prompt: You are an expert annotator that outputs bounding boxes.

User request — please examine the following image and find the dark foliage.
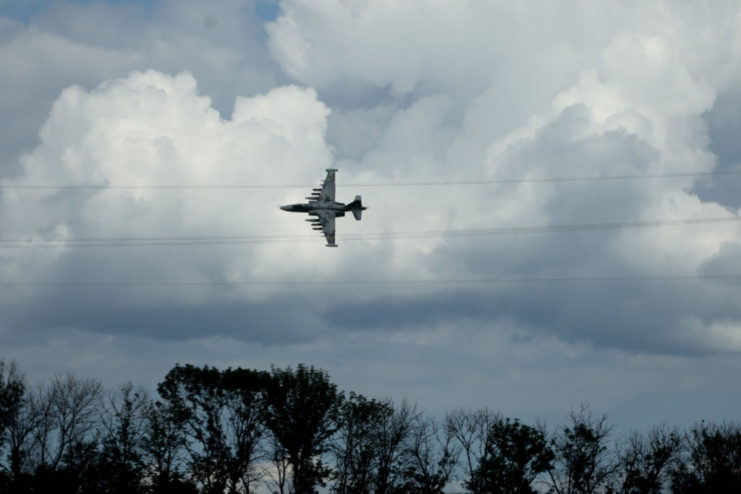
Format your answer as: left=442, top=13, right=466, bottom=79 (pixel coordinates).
left=331, top=392, right=393, bottom=493
left=262, top=364, right=343, bottom=494
left=669, top=421, right=741, bottom=493
left=158, top=364, right=269, bottom=494
left=546, top=405, right=619, bottom=494
left=447, top=408, right=499, bottom=494
left=467, top=417, right=553, bottom=494
left=619, top=425, right=683, bottom=493
left=396, top=414, right=460, bottom=494
left=2, top=359, right=741, bottom=494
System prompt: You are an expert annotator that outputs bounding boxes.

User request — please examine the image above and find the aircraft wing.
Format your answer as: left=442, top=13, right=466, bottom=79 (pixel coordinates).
left=316, top=210, right=337, bottom=247
left=318, top=169, right=336, bottom=202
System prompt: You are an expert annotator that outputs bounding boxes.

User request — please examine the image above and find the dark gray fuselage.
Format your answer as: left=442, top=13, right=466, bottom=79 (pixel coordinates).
left=280, top=201, right=347, bottom=216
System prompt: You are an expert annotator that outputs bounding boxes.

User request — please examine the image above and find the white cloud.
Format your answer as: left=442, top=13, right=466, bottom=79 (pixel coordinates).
left=277, top=0, right=741, bottom=357
left=0, top=0, right=281, bottom=175
left=1, top=70, right=335, bottom=301
left=267, top=1, right=625, bottom=99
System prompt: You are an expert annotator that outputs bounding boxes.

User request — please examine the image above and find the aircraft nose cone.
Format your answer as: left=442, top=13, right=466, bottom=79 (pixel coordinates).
left=280, top=205, right=289, bottom=211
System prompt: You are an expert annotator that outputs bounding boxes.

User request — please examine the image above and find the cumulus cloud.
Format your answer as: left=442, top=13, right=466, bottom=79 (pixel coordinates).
left=262, top=0, right=741, bottom=356
left=0, top=70, right=341, bottom=340
left=0, top=0, right=281, bottom=175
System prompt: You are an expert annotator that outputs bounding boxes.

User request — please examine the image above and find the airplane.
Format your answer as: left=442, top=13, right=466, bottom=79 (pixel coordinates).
left=280, top=169, right=367, bottom=247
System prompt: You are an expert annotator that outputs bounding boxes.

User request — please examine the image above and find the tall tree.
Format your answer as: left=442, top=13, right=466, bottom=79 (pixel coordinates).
left=141, top=397, right=195, bottom=494
left=2, top=394, right=38, bottom=493
left=446, top=408, right=500, bottom=494
left=619, top=425, right=682, bottom=494
left=0, top=361, right=24, bottom=438
left=14, top=373, right=104, bottom=493
left=0, top=360, right=26, bottom=490
left=158, top=364, right=268, bottom=494
left=221, top=367, right=270, bottom=492
left=372, top=400, right=419, bottom=494
left=97, top=383, right=150, bottom=494
left=670, top=421, right=741, bottom=493
left=332, top=393, right=394, bottom=494
left=546, top=406, right=618, bottom=494
left=467, top=417, right=553, bottom=494
left=31, top=373, right=103, bottom=471
left=398, top=414, right=460, bottom=494
left=262, top=364, right=342, bottom=494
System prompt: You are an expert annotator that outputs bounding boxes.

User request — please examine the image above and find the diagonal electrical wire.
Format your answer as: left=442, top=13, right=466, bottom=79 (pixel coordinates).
left=0, top=216, right=738, bottom=248
left=1, top=169, right=740, bottom=190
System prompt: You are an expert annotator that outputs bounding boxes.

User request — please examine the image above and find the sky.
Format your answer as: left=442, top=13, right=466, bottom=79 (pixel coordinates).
left=1, top=0, right=741, bottom=432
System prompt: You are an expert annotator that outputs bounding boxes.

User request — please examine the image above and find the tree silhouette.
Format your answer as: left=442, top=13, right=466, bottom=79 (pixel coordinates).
left=467, top=417, right=553, bottom=494
left=332, top=393, right=396, bottom=494
left=397, top=414, right=460, bottom=494
left=262, top=364, right=342, bottom=494
left=97, top=383, right=150, bottom=493
left=670, top=421, right=741, bottom=492
left=619, top=425, right=682, bottom=493
left=446, top=407, right=499, bottom=494
left=141, top=396, right=195, bottom=494
left=0, top=360, right=26, bottom=491
left=31, top=373, right=102, bottom=479
left=372, top=399, right=419, bottom=494
left=546, top=405, right=618, bottom=494
left=5, top=360, right=741, bottom=494
left=158, top=364, right=268, bottom=494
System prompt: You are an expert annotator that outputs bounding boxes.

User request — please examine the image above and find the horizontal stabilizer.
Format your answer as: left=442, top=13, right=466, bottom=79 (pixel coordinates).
left=346, top=195, right=366, bottom=220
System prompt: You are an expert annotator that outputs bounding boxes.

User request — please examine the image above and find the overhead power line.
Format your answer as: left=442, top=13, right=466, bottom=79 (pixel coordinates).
left=0, top=216, right=738, bottom=248
left=1, top=274, right=739, bottom=289
left=1, top=170, right=739, bottom=190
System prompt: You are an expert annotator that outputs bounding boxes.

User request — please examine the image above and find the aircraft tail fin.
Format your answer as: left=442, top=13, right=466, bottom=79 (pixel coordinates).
left=347, top=195, right=366, bottom=220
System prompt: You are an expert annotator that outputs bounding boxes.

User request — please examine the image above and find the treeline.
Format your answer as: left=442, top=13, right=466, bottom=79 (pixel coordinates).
left=1, top=360, right=740, bottom=493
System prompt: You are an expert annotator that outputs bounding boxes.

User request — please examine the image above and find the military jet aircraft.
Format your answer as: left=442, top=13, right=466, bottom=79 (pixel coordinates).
left=280, top=169, right=366, bottom=247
